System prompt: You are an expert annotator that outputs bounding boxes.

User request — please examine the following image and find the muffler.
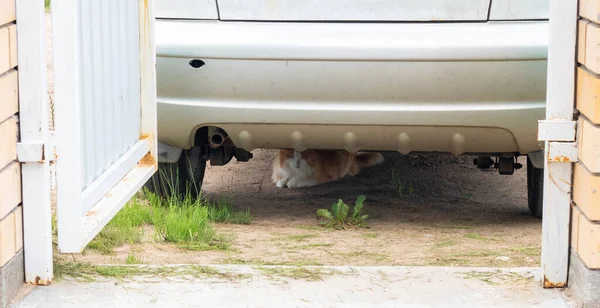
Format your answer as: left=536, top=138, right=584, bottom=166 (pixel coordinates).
left=209, top=128, right=229, bottom=148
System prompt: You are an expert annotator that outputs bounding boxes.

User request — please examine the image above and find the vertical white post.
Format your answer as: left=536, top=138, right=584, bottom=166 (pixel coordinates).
left=139, top=0, right=157, bottom=163
left=53, top=0, right=84, bottom=252
left=541, top=0, right=578, bottom=288
left=15, top=0, right=53, bottom=284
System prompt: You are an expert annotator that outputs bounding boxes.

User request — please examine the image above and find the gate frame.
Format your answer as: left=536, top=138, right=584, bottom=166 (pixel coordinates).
left=538, top=0, right=578, bottom=288
left=15, top=0, right=54, bottom=285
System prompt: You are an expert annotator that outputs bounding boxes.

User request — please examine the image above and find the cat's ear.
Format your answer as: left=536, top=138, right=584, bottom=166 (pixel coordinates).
left=280, top=149, right=294, bottom=158
left=303, top=152, right=315, bottom=164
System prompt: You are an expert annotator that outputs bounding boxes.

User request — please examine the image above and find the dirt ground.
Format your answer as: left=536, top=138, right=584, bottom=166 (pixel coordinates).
left=75, top=150, right=541, bottom=267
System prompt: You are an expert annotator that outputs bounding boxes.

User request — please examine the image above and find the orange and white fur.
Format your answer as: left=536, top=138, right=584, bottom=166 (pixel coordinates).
left=272, top=149, right=384, bottom=188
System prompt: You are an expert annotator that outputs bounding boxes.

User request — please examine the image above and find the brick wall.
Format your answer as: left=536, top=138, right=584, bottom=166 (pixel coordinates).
left=569, top=1, right=600, bottom=306
left=574, top=2, right=600, bottom=270
left=0, top=0, right=24, bottom=306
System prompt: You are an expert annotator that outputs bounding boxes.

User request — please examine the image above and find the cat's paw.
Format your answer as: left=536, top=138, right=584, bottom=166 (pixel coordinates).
left=286, top=179, right=300, bottom=188
left=287, top=178, right=317, bottom=188
left=276, top=180, right=288, bottom=188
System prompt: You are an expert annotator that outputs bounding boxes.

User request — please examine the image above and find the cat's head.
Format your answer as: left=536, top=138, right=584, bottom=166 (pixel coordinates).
left=278, top=149, right=314, bottom=169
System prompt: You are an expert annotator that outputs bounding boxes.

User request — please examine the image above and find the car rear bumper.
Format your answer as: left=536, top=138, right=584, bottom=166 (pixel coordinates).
left=156, top=20, right=548, bottom=155
left=157, top=20, right=547, bottom=61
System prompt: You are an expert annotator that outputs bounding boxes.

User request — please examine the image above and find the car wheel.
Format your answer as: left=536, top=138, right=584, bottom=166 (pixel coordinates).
left=527, top=156, right=544, bottom=218
left=145, top=146, right=206, bottom=198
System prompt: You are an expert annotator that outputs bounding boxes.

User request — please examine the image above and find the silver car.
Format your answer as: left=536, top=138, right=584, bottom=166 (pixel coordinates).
left=150, top=0, right=549, bottom=217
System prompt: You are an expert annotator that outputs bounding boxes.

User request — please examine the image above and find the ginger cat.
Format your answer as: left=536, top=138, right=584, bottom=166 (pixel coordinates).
left=272, top=149, right=384, bottom=188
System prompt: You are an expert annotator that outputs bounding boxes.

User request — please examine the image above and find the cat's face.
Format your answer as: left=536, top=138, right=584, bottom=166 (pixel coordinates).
left=279, top=149, right=312, bottom=169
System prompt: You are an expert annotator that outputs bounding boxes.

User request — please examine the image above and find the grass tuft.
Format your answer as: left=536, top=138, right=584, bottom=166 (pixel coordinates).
left=435, top=240, right=455, bottom=248
left=363, top=232, right=378, bottom=238
left=86, top=188, right=250, bottom=254
left=125, top=254, right=143, bottom=264
left=459, top=270, right=535, bottom=286
left=153, top=199, right=214, bottom=243
left=257, top=266, right=340, bottom=281
left=224, top=258, right=323, bottom=266
left=53, top=261, right=97, bottom=282
left=272, top=234, right=318, bottom=242
left=87, top=198, right=152, bottom=254
left=54, top=261, right=251, bottom=282
left=391, top=168, right=415, bottom=196
left=464, top=233, right=501, bottom=242
left=433, top=224, right=474, bottom=230
left=207, top=197, right=251, bottom=224
left=511, top=247, right=541, bottom=256
left=316, top=195, right=369, bottom=230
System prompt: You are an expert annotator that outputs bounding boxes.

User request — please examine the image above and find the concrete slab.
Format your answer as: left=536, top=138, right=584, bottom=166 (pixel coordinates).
left=13, top=265, right=569, bottom=308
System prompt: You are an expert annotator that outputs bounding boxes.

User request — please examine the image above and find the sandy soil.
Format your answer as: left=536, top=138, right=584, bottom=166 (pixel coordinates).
left=75, top=150, right=541, bottom=267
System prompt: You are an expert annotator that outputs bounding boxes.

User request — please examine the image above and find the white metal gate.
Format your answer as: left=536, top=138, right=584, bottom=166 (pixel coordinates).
left=52, top=0, right=157, bottom=254
left=17, top=0, right=156, bottom=284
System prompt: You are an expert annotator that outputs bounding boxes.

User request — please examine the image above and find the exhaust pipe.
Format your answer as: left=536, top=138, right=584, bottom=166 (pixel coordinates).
left=209, top=128, right=229, bottom=148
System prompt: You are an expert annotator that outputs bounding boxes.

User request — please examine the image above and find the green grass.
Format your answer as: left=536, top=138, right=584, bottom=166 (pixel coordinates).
left=151, top=194, right=218, bottom=244
left=390, top=168, right=415, bottom=196
left=87, top=198, right=152, bottom=254
left=453, top=250, right=496, bottom=257
left=223, top=258, right=323, bottom=266
left=53, top=261, right=97, bottom=282
left=511, top=247, right=541, bottom=256
left=296, top=225, right=322, bottom=231
left=427, top=257, right=469, bottom=266
left=279, top=234, right=317, bottom=242
left=464, top=233, right=501, bottom=242
left=125, top=254, right=143, bottom=264
left=435, top=240, right=455, bottom=248
left=207, top=197, right=251, bottom=224
left=316, top=195, right=369, bottom=230
left=256, top=266, right=340, bottom=281
left=432, top=224, right=474, bottom=230
left=337, top=251, right=390, bottom=262
left=86, top=188, right=251, bottom=254
left=458, top=270, right=534, bottom=286
left=54, top=261, right=250, bottom=282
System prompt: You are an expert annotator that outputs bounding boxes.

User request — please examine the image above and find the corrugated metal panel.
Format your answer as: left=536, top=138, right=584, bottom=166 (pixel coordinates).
left=79, top=0, right=140, bottom=189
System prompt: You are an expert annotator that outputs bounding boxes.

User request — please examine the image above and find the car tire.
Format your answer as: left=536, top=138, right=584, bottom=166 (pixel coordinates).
left=527, top=156, right=544, bottom=218
left=145, top=146, right=206, bottom=198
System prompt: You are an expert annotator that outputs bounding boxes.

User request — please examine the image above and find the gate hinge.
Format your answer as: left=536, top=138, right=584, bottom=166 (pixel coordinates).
left=17, top=132, right=56, bottom=163
left=547, top=142, right=578, bottom=163
left=538, top=120, right=577, bottom=142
